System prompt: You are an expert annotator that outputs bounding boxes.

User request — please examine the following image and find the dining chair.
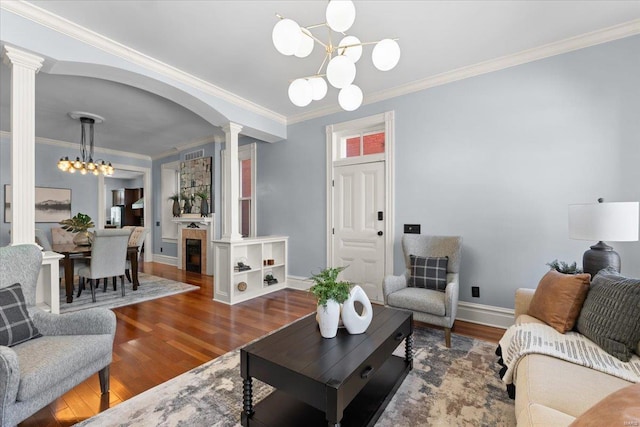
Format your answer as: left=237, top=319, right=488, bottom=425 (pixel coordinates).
left=50, top=227, right=76, bottom=245
left=77, top=229, right=131, bottom=302
left=122, top=226, right=148, bottom=283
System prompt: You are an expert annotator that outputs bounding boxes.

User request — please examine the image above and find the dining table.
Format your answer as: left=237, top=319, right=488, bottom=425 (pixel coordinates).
left=52, top=243, right=141, bottom=304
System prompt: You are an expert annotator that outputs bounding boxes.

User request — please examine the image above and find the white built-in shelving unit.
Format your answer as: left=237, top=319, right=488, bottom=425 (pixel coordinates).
left=213, top=236, right=288, bottom=304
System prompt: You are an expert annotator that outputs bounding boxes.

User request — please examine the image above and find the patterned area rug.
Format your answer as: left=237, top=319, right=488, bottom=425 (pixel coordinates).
left=77, top=325, right=515, bottom=426
left=59, top=273, right=199, bottom=313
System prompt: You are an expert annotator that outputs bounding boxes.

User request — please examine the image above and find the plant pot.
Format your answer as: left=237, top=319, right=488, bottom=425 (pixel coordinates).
left=200, top=199, right=209, bottom=217
left=172, top=200, right=181, bottom=217
left=317, top=299, right=340, bottom=338
left=73, top=230, right=92, bottom=246
left=341, top=285, right=373, bottom=334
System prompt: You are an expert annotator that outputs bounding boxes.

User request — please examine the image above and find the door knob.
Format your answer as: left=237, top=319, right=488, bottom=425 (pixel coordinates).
left=377, top=231, right=383, bottom=236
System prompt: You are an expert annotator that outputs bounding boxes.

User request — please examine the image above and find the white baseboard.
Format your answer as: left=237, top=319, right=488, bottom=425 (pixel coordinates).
left=286, top=275, right=313, bottom=291
left=152, top=254, right=177, bottom=266
left=456, top=301, right=514, bottom=330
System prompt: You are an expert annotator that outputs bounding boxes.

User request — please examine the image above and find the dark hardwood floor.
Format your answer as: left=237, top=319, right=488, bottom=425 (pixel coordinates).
left=20, top=262, right=505, bottom=426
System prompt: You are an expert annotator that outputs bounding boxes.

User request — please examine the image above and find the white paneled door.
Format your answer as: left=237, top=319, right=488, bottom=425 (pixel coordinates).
left=332, top=161, right=385, bottom=302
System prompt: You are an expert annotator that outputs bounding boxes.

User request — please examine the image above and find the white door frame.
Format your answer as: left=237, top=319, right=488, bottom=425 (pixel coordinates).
left=326, top=111, right=395, bottom=277
left=97, top=163, right=153, bottom=262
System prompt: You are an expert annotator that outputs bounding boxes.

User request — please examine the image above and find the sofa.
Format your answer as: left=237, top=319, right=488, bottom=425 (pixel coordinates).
left=507, top=283, right=638, bottom=426
left=0, top=244, right=117, bottom=427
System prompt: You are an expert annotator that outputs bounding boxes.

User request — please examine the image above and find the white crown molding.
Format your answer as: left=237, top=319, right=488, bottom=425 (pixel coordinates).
left=288, top=19, right=640, bottom=125
left=1, top=1, right=287, bottom=126
left=0, top=130, right=151, bottom=160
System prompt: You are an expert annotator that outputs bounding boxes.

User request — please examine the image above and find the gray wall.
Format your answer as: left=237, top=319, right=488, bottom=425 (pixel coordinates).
left=256, top=35, right=640, bottom=310
left=0, top=137, right=151, bottom=246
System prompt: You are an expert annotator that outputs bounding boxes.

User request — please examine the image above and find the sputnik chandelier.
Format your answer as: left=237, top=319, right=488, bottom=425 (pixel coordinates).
left=272, top=0, right=400, bottom=111
left=57, top=112, right=114, bottom=176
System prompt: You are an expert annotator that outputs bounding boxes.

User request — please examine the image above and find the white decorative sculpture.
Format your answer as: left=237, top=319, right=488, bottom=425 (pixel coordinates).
left=341, top=285, right=373, bottom=334
left=317, top=300, right=341, bottom=338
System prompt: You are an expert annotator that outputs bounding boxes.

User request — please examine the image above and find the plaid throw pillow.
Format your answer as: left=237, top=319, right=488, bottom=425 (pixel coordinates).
left=0, top=283, right=41, bottom=347
left=409, top=255, right=449, bottom=291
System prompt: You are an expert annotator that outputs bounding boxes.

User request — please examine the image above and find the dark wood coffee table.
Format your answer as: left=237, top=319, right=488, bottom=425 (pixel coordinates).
left=241, top=305, right=413, bottom=427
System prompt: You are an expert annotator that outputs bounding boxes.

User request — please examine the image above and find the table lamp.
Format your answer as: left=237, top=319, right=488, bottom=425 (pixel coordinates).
left=568, top=199, right=639, bottom=277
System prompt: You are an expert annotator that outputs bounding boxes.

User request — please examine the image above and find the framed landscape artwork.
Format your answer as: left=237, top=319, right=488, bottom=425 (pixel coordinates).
left=4, top=185, right=72, bottom=223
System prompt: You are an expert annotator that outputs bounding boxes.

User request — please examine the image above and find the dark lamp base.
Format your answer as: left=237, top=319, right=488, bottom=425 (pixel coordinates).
left=583, top=241, right=621, bottom=278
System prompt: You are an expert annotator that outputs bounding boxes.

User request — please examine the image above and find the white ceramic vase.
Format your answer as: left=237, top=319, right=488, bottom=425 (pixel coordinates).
left=317, top=299, right=341, bottom=338
left=341, top=285, right=373, bottom=334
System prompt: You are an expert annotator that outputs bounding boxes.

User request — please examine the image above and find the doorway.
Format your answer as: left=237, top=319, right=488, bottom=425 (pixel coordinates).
left=326, top=112, right=395, bottom=303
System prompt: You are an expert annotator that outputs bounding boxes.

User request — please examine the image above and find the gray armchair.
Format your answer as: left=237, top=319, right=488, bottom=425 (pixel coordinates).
left=383, top=235, right=462, bottom=348
left=0, top=244, right=116, bottom=427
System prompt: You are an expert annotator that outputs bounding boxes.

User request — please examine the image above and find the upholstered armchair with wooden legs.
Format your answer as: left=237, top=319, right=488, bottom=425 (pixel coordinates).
left=383, top=235, right=463, bottom=348
left=0, top=244, right=116, bottom=427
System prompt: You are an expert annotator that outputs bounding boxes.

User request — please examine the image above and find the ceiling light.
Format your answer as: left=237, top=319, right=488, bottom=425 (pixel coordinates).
left=58, top=112, right=114, bottom=176
left=274, top=0, right=400, bottom=111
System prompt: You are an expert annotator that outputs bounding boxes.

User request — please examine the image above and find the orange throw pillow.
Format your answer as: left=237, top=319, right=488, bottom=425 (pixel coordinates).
left=569, top=383, right=640, bottom=427
left=528, top=270, right=590, bottom=333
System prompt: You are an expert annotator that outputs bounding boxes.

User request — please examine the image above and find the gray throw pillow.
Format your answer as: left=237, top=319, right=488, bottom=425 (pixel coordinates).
left=0, top=283, right=42, bottom=347
left=576, top=269, right=640, bottom=362
left=409, top=255, right=448, bottom=291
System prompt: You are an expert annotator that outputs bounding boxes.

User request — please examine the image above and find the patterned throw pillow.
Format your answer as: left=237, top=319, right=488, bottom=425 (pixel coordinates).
left=576, top=269, right=640, bottom=362
left=0, top=283, right=42, bottom=347
left=409, top=255, right=448, bottom=291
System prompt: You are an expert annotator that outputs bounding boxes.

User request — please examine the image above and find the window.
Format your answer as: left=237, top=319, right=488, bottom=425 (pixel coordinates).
left=341, top=130, right=385, bottom=159
left=222, top=143, right=256, bottom=238
left=161, top=161, right=180, bottom=241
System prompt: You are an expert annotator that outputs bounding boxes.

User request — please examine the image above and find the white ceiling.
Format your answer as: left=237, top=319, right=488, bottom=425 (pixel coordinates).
left=2, top=1, right=640, bottom=157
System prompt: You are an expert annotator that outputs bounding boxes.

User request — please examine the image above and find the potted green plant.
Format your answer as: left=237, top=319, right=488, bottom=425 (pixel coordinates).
left=195, top=190, right=210, bottom=217
left=59, top=212, right=95, bottom=246
left=309, top=266, right=351, bottom=338
left=168, top=193, right=182, bottom=217
left=546, top=259, right=583, bottom=274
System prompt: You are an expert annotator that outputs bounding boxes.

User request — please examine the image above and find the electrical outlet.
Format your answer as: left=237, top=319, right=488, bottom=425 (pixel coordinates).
left=472, top=286, right=480, bottom=298
left=156, top=221, right=160, bottom=226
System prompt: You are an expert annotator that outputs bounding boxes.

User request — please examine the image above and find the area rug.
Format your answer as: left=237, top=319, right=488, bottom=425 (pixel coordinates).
left=76, top=326, right=515, bottom=426
left=59, top=273, right=199, bottom=313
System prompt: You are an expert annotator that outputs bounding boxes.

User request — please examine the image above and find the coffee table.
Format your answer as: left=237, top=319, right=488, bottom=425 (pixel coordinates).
left=241, top=305, right=413, bottom=427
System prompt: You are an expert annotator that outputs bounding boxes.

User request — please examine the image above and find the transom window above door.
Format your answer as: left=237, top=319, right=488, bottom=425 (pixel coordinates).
left=341, top=130, right=385, bottom=159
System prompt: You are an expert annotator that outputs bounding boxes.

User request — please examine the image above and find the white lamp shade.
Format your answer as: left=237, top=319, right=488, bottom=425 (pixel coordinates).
left=288, top=78, right=313, bottom=107
left=338, top=84, right=363, bottom=111
left=326, top=55, right=356, bottom=89
left=272, top=19, right=302, bottom=56
left=372, top=39, right=401, bottom=71
left=569, top=202, right=639, bottom=242
left=295, top=28, right=314, bottom=58
left=308, top=77, right=328, bottom=101
left=326, top=0, right=356, bottom=33
left=338, top=36, right=362, bottom=63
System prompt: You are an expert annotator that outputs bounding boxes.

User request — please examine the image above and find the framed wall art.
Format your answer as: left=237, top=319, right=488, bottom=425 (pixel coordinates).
left=4, top=185, right=72, bottom=223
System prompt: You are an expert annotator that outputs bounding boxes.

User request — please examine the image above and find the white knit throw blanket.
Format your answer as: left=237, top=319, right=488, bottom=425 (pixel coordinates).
left=499, top=323, right=640, bottom=385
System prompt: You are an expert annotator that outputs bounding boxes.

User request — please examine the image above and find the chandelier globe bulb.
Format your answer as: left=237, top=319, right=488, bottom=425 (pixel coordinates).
left=372, top=39, right=401, bottom=71
left=295, top=28, right=314, bottom=58
left=289, top=78, right=313, bottom=107
left=326, top=0, right=356, bottom=33
left=338, top=84, right=363, bottom=111
left=338, top=36, right=362, bottom=63
left=326, top=55, right=356, bottom=89
left=308, top=77, right=328, bottom=101
left=272, top=18, right=302, bottom=56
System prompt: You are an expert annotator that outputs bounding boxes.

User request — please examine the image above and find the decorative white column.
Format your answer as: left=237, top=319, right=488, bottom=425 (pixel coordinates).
left=3, top=46, right=43, bottom=245
left=221, top=122, right=243, bottom=241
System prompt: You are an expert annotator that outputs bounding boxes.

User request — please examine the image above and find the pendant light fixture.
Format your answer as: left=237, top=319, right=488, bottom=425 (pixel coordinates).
left=57, top=112, right=114, bottom=176
left=273, top=0, right=400, bottom=111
